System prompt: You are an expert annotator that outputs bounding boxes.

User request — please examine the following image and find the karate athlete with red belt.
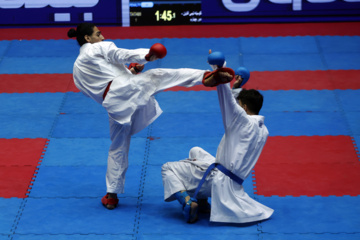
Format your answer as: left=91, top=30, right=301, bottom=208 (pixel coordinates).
left=68, top=23, right=234, bottom=210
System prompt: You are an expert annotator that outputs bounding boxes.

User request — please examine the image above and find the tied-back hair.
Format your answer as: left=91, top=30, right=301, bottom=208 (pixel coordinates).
left=67, top=23, right=95, bottom=46
left=236, top=89, right=264, bottom=115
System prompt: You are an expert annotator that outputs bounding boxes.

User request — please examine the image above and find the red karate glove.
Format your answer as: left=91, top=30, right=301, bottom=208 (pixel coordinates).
left=145, top=43, right=167, bottom=61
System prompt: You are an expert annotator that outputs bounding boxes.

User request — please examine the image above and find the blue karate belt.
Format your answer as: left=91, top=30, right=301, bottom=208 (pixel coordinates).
left=193, top=163, right=244, bottom=199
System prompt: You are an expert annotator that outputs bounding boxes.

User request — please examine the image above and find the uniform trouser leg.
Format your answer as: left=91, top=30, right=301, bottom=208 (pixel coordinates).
left=103, top=68, right=206, bottom=127
left=138, top=68, right=206, bottom=96
left=106, top=117, right=131, bottom=194
left=161, top=160, right=214, bottom=202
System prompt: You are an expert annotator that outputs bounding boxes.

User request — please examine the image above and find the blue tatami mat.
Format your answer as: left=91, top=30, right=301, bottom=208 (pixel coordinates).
left=0, top=198, right=23, bottom=235
left=0, top=40, right=10, bottom=56
left=344, top=111, right=360, bottom=135
left=12, top=234, right=134, bottom=240
left=155, top=91, right=220, bottom=113
left=241, top=36, right=319, bottom=54
left=0, top=57, right=75, bottom=74
left=62, top=92, right=106, bottom=114
left=244, top=53, right=326, bottom=71
left=52, top=113, right=150, bottom=138
left=5, top=40, right=78, bottom=58
left=111, top=38, right=162, bottom=49
left=1, top=36, right=359, bottom=74
left=42, top=137, right=147, bottom=166
left=140, top=234, right=259, bottom=240
left=0, top=114, right=56, bottom=138
left=158, top=52, right=215, bottom=69
left=266, top=112, right=350, bottom=136
left=151, top=112, right=224, bottom=138
left=260, top=233, right=360, bottom=240
left=158, top=38, right=241, bottom=69
left=41, top=138, right=110, bottom=166
left=29, top=166, right=142, bottom=198
left=138, top=197, right=259, bottom=235
left=261, top=90, right=340, bottom=112
left=317, top=36, right=360, bottom=53
left=164, top=38, right=241, bottom=56
left=51, top=113, right=109, bottom=138
left=323, top=53, right=360, bottom=70
left=258, top=196, right=360, bottom=234
left=335, top=90, right=360, bottom=111
left=0, top=93, right=65, bottom=114
left=353, top=136, right=360, bottom=155
left=15, top=198, right=137, bottom=235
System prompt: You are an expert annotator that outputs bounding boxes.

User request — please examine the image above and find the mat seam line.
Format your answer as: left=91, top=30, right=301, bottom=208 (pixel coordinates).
left=351, top=137, right=360, bottom=163
left=333, top=90, right=354, bottom=137
left=8, top=92, right=67, bottom=239
left=9, top=140, right=50, bottom=240
left=133, top=124, right=153, bottom=240
left=0, top=40, right=14, bottom=63
left=314, top=36, right=329, bottom=71
left=252, top=170, right=264, bottom=235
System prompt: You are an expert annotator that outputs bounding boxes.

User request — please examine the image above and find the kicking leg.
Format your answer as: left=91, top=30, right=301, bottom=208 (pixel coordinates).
left=136, top=68, right=206, bottom=95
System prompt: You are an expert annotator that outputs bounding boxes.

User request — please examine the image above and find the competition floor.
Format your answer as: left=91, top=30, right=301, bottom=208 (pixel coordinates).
left=1, top=22, right=360, bottom=240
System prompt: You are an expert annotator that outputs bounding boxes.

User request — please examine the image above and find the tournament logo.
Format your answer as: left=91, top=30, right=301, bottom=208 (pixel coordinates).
left=0, top=0, right=99, bottom=8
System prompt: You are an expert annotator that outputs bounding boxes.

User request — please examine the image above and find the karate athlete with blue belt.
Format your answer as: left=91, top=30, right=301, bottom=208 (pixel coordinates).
left=161, top=51, right=274, bottom=223
left=68, top=23, right=234, bottom=210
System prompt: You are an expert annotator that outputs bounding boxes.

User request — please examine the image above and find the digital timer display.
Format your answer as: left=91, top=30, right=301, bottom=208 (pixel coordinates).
left=155, top=10, right=176, bottom=22
left=130, top=1, right=201, bottom=26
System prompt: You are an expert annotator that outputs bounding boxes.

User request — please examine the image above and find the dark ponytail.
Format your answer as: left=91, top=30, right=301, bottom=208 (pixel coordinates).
left=67, top=28, right=77, bottom=38
left=67, top=23, right=95, bottom=46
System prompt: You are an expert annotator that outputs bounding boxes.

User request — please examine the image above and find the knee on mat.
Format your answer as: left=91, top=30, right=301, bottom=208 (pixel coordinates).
left=189, top=146, right=202, bottom=158
left=161, top=162, right=171, bottom=173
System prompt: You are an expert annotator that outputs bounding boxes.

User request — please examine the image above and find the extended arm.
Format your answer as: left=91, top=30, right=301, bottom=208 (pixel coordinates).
left=217, top=83, right=249, bottom=128
left=104, top=42, right=149, bottom=65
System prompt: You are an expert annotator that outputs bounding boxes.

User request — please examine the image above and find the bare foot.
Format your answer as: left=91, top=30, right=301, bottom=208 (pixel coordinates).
left=103, top=193, right=118, bottom=210
left=218, top=71, right=233, bottom=83
left=188, top=201, right=199, bottom=223
left=184, top=194, right=198, bottom=223
left=203, top=70, right=233, bottom=87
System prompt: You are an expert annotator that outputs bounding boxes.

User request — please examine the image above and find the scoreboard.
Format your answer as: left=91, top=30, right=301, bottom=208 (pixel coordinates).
left=129, top=0, right=201, bottom=25
left=0, top=0, right=359, bottom=26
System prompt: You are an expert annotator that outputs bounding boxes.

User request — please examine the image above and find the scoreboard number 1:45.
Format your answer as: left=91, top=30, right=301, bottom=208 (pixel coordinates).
left=155, top=10, right=176, bottom=21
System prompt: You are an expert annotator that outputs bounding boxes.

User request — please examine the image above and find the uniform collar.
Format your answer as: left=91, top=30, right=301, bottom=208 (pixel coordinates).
left=249, top=115, right=265, bottom=127
left=79, top=43, right=91, bottom=53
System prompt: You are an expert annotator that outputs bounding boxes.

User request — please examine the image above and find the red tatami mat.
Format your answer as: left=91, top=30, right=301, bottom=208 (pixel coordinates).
left=259, top=136, right=359, bottom=164
left=2, top=70, right=359, bottom=93
left=1, top=22, right=360, bottom=40
left=168, top=70, right=360, bottom=91
left=0, top=166, right=39, bottom=198
left=0, top=138, right=48, bottom=166
left=0, top=138, right=48, bottom=198
left=0, top=74, right=79, bottom=93
left=254, top=136, right=360, bottom=197
left=245, top=70, right=360, bottom=90
left=254, top=162, right=360, bottom=197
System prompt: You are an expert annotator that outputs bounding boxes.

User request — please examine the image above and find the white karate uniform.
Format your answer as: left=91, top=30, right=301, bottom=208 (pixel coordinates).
left=73, top=41, right=205, bottom=194
left=162, top=83, right=274, bottom=223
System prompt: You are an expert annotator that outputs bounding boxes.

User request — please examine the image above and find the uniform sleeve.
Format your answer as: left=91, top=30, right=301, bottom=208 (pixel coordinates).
left=100, top=42, right=149, bottom=65
left=231, top=88, right=242, bottom=99
left=217, top=83, right=249, bottom=128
